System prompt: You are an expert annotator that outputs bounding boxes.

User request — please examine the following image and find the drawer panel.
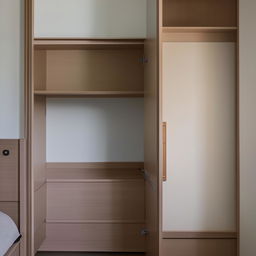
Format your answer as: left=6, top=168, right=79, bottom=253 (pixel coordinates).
left=47, top=180, right=145, bottom=221
left=39, top=223, right=145, bottom=252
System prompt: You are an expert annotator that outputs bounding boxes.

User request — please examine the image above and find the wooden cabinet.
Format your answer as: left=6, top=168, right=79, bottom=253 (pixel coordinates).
left=159, top=0, right=238, bottom=255
left=25, top=0, right=159, bottom=255
left=22, top=0, right=248, bottom=255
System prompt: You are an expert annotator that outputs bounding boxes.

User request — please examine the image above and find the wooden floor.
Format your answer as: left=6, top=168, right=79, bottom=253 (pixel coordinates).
left=36, top=253, right=144, bottom=256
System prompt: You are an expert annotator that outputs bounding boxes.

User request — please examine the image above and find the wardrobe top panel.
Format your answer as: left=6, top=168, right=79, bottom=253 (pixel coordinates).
left=34, top=0, right=146, bottom=39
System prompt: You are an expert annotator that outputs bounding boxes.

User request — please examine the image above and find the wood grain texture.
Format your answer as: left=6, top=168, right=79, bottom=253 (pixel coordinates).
left=34, top=223, right=46, bottom=255
left=34, top=184, right=46, bottom=253
left=0, top=140, right=19, bottom=201
left=47, top=180, right=144, bottom=221
left=33, top=49, right=144, bottom=92
left=0, top=202, right=19, bottom=225
left=144, top=0, right=160, bottom=254
left=162, top=239, right=237, bottom=256
left=33, top=39, right=144, bottom=50
left=25, top=0, right=35, bottom=254
left=34, top=50, right=46, bottom=90
left=4, top=241, right=20, bottom=256
left=46, top=162, right=144, bottom=180
left=36, top=253, right=144, bottom=256
left=162, top=27, right=237, bottom=42
left=162, top=231, right=237, bottom=239
left=34, top=90, right=144, bottom=97
left=39, top=223, right=145, bottom=252
left=18, top=140, right=27, bottom=256
left=33, top=96, right=46, bottom=191
left=163, top=0, right=237, bottom=27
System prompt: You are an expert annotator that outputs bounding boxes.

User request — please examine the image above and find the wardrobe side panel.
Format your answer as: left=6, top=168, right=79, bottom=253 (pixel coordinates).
left=144, top=0, right=160, bottom=253
left=33, top=97, right=47, bottom=253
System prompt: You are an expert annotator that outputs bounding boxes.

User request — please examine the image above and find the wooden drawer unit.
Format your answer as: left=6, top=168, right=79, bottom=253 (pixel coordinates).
left=0, top=140, right=19, bottom=201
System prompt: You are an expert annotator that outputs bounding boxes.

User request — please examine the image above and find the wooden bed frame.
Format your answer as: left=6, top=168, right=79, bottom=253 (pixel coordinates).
left=0, top=139, right=27, bottom=256
left=5, top=241, right=20, bottom=256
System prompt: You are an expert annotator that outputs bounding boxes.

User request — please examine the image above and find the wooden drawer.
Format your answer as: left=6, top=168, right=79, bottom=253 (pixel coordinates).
left=39, top=223, right=145, bottom=252
left=47, top=180, right=145, bottom=222
left=0, top=140, right=19, bottom=201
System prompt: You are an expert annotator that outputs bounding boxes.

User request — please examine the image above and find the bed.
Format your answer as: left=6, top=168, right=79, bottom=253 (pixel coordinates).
left=0, top=211, right=20, bottom=256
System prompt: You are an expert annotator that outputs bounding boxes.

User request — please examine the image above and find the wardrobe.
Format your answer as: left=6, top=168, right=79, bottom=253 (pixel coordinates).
left=159, top=0, right=238, bottom=255
left=26, top=0, right=159, bottom=255
left=24, top=0, right=240, bottom=255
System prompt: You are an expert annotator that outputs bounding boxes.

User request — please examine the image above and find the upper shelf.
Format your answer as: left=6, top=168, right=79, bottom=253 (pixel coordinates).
left=33, top=38, right=145, bottom=50
left=34, top=90, right=144, bottom=98
left=161, top=27, right=238, bottom=42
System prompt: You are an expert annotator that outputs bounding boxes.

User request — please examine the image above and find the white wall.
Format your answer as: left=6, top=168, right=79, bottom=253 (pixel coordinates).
left=162, top=42, right=236, bottom=231
left=46, top=98, right=144, bottom=162
left=0, top=0, right=23, bottom=138
left=240, top=1, right=256, bottom=255
left=34, top=0, right=146, bottom=38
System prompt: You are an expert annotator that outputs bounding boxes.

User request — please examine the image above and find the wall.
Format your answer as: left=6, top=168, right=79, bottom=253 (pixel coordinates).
left=0, top=0, right=23, bottom=139
left=34, top=0, right=146, bottom=38
left=46, top=98, right=144, bottom=162
left=239, top=0, right=256, bottom=255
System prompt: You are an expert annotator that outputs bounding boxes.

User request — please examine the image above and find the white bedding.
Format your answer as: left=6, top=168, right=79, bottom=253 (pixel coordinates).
left=0, top=211, right=20, bottom=256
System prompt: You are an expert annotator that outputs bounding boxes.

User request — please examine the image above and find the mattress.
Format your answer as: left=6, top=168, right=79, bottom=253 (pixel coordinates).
left=0, top=211, right=20, bottom=256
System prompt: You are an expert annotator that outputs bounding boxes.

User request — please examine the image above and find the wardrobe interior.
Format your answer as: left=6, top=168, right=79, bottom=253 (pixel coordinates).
left=160, top=0, right=238, bottom=255
left=31, top=0, right=157, bottom=254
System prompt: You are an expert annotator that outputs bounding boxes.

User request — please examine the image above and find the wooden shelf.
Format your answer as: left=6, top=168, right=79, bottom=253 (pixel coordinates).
left=34, top=90, right=144, bottom=98
left=47, top=178, right=143, bottom=183
left=33, top=38, right=145, bottom=50
left=162, top=26, right=237, bottom=33
left=161, top=26, right=237, bottom=42
left=46, top=219, right=145, bottom=224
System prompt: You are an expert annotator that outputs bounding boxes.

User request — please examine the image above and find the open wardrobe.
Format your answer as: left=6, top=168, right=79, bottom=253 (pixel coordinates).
left=2, top=0, right=256, bottom=255
left=26, top=0, right=159, bottom=255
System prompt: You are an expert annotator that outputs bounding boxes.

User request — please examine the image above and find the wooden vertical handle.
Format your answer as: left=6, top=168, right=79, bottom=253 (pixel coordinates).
left=162, top=122, right=167, bottom=181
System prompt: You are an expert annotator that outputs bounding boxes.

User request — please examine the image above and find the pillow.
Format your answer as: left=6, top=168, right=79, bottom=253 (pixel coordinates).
left=0, top=211, right=20, bottom=256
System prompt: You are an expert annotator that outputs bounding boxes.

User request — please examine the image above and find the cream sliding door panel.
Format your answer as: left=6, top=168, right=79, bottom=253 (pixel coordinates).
left=0, top=0, right=23, bottom=138
left=46, top=98, right=144, bottom=162
left=162, top=42, right=236, bottom=231
left=34, top=0, right=146, bottom=38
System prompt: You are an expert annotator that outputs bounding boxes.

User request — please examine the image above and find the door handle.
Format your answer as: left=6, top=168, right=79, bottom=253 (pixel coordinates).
left=162, top=122, right=167, bottom=181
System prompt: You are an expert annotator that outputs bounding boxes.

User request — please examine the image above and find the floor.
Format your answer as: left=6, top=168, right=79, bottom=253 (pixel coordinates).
left=36, top=253, right=144, bottom=256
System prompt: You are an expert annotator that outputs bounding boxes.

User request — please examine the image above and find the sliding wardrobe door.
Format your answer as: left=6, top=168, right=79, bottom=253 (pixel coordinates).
left=162, top=42, right=237, bottom=255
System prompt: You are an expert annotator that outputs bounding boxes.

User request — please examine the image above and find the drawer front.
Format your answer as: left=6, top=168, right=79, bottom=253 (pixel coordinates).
left=40, top=223, right=145, bottom=252
left=0, top=140, right=19, bottom=201
left=47, top=180, right=145, bottom=221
